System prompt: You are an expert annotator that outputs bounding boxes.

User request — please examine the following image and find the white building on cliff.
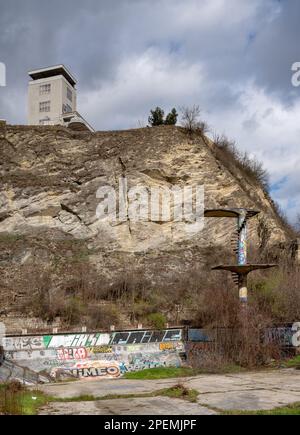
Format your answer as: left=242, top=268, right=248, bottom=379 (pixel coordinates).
left=28, top=64, right=94, bottom=132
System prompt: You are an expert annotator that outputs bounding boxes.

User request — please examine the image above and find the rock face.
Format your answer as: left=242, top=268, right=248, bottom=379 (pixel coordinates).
left=0, top=124, right=291, bottom=316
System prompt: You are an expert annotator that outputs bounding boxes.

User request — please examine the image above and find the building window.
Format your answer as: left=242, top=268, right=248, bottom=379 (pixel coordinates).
left=40, top=84, right=51, bottom=95
left=67, top=87, right=73, bottom=102
left=62, top=103, right=72, bottom=114
left=39, top=101, right=51, bottom=112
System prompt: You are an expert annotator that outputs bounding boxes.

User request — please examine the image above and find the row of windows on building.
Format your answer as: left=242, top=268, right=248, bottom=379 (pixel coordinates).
left=39, top=102, right=73, bottom=113
left=39, top=83, right=73, bottom=102
left=39, top=104, right=73, bottom=125
left=39, top=84, right=51, bottom=95
left=39, top=101, right=51, bottom=112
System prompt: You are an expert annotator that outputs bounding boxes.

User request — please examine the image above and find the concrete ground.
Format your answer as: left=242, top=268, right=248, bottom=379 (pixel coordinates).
left=38, top=369, right=300, bottom=415
left=40, top=397, right=216, bottom=415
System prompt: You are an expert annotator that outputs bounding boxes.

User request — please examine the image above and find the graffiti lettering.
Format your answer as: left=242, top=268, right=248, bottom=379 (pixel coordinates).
left=159, top=343, right=175, bottom=351
left=2, top=324, right=300, bottom=386
left=72, top=365, right=120, bottom=378
left=292, top=322, right=300, bottom=347
left=110, top=329, right=182, bottom=345
left=44, top=333, right=110, bottom=349
left=57, top=347, right=87, bottom=360
left=88, top=345, right=112, bottom=354
left=1, top=329, right=185, bottom=383
left=4, top=336, right=44, bottom=351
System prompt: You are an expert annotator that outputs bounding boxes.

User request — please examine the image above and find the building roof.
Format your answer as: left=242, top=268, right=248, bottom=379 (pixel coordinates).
left=28, top=64, right=77, bottom=87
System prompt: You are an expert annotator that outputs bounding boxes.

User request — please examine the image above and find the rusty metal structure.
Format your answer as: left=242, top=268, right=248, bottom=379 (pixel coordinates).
left=204, top=209, right=277, bottom=305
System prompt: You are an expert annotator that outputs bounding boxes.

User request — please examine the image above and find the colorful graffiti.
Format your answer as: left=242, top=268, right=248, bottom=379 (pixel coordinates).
left=264, top=327, right=296, bottom=347
left=71, top=366, right=120, bottom=378
left=43, top=333, right=111, bottom=349
left=88, top=345, right=113, bottom=354
left=50, top=361, right=121, bottom=379
left=109, top=329, right=182, bottom=345
left=238, top=212, right=247, bottom=266
left=56, top=347, right=87, bottom=361
left=0, top=329, right=185, bottom=383
left=4, top=329, right=182, bottom=351
left=159, top=343, right=175, bottom=351
left=2, top=326, right=296, bottom=384
left=4, top=336, right=44, bottom=351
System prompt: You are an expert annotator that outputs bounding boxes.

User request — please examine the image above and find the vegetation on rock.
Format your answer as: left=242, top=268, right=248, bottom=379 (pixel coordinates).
left=148, top=107, right=178, bottom=126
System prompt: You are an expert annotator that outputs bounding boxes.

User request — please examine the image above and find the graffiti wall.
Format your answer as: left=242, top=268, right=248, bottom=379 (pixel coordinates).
left=188, top=327, right=299, bottom=348
left=1, top=329, right=185, bottom=383
left=264, top=326, right=296, bottom=347
left=1, top=325, right=297, bottom=384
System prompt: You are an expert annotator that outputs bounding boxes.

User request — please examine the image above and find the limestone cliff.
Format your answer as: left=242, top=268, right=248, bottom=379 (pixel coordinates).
left=0, top=123, right=292, bottom=320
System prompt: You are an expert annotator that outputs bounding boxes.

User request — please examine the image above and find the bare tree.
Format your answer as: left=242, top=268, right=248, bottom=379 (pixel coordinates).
left=213, top=132, right=270, bottom=191
left=257, top=216, right=271, bottom=252
left=180, top=105, right=209, bottom=134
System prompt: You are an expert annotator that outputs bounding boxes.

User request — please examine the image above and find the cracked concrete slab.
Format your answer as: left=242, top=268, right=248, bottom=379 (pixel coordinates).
left=39, top=378, right=179, bottom=399
left=184, top=375, right=266, bottom=393
left=37, top=369, right=300, bottom=414
left=40, top=397, right=217, bottom=415
left=198, top=390, right=300, bottom=411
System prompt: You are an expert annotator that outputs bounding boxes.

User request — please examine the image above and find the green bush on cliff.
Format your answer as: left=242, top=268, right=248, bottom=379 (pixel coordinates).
left=147, top=312, right=167, bottom=329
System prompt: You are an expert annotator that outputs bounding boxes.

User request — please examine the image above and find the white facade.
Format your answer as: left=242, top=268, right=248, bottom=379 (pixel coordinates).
left=28, top=65, right=94, bottom=132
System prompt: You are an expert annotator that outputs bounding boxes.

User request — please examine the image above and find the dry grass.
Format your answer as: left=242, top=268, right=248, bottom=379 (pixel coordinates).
left=3, top=235, right=300, bottom=371
left=213, top=133, right=270, bottom=191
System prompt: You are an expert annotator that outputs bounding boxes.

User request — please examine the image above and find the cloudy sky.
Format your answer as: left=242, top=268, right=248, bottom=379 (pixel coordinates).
left=0, top=0, right=300, bottom=223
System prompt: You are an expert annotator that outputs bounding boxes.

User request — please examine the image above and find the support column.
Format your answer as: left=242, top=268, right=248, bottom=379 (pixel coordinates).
left=238, top=210, right=247, bottom=266
left=238, top=273, right=248, bottom=304
left=207, top=208, right=277, bottom=309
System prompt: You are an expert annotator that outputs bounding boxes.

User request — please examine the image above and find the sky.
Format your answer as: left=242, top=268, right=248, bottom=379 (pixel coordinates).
left=0, top=0, right=299, bottom=223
